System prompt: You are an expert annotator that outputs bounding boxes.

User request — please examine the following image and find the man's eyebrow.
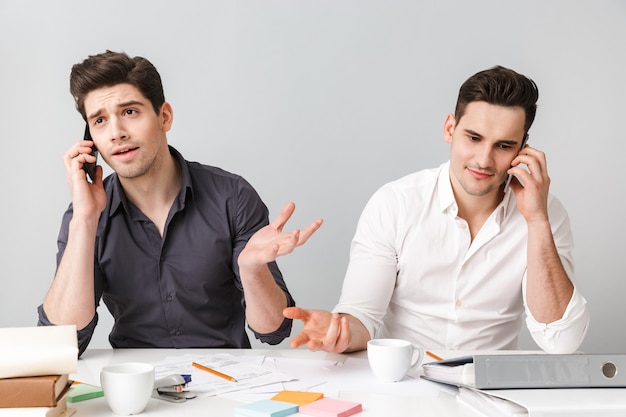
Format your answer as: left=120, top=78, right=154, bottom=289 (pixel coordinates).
left=464, top=129, right=483, bottom=138
left=463, top=129, right=520, bottom=146
left=87, top=109, right=103, bottom=120
left=87, top=100, right=146, bottom=120
left=118, top=100, right=146, bottom=109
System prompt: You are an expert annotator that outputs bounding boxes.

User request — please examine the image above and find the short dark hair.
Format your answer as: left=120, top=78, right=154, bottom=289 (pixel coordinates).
left=69, top=50, right=165, bottom=120
left=454, top=66, right=539, bottom=133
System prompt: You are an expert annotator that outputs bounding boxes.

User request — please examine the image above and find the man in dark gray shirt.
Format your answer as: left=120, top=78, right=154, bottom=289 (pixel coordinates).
left=38, top=50, right=322, bottom=356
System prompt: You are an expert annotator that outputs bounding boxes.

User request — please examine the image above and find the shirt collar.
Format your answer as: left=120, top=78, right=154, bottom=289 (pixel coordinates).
left=437, top=161, right=456, bottom=214
left=500, top=184, right=517, bottom=221
left=108, top=145, right=193, bottom=217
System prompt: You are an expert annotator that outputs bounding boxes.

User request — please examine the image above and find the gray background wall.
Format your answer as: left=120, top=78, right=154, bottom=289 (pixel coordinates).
left=1, top=0, right=624, bottom=353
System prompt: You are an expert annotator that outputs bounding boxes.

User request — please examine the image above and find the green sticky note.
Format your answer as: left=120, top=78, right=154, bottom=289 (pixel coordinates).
left=66, top=383, right=104, bottom=403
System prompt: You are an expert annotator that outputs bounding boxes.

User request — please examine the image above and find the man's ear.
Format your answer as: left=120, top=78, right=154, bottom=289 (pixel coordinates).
left=160, top=102, right=174, bottom=132
left=443, top=113, right=456, bottom=144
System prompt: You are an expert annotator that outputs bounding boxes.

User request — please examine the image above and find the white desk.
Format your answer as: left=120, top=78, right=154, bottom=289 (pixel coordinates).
left=69, top=348, right=483, bottom=416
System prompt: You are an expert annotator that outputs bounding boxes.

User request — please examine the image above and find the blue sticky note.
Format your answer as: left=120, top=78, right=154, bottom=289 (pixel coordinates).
left=235, top=399, right=299, bottom=417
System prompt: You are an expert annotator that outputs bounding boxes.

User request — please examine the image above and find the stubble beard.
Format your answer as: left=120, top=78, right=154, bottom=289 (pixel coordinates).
left=455, top=167, right=505, bottom=197
left=113, top=153, right=160, bottom=181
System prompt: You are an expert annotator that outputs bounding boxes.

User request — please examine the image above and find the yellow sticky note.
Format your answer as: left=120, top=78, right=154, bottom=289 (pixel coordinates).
left=271, top=390, right=324, bottom=406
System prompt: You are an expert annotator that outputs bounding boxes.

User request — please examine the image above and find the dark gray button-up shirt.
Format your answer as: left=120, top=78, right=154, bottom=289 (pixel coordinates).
left=39, top=147, right=294, bottom=355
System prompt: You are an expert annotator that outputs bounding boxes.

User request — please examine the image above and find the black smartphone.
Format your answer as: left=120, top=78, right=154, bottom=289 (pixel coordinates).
left=503, top=133, right=529, bottom=193
left=83, top=124, right=98, bottom=182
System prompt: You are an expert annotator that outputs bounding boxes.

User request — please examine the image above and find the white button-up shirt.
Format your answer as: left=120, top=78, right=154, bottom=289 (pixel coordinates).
left=334, top=162, right=588, bottom=353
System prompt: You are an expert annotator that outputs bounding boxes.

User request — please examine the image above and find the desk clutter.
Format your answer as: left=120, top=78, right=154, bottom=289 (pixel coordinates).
left=146, top=353, right=369, bottom=415
left=0, top=326, right=79, bottom=417
left=6, top=327, right=626, bottom=417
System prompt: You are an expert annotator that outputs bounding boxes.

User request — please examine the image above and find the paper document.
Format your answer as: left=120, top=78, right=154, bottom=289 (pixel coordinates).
left=152, top=353, right=293, bottom=397
left=220, top=355, right=340, bottom=403
left=458, top=387, right=528, bottom=417
left=0, top=325, right=78, bottom=378
left=479, top=387, right=626, bottom=416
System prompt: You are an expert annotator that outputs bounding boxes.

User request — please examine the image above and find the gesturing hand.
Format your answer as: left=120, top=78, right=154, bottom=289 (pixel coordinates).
left=283, top=307, right=352, bottom=353
left=238, top=202, right=323, bottom=270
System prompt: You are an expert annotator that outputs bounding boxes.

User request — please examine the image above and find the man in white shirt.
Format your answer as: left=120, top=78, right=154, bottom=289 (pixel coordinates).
left=284, top=66, right=589, bottom=354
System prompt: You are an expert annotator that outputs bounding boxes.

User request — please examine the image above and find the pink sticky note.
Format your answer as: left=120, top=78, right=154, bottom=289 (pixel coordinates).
left=298, top=397, right=362, bottom=417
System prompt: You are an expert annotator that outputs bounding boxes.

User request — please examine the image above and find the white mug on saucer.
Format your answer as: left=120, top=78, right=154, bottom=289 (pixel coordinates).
left=367, top=338, right=423, bottom=382
left=100, top=362, right=155, bottom=415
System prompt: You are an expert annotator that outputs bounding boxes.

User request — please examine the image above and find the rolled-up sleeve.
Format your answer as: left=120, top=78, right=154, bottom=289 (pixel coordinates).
left=526, top=286, right=590, bottom=354
left=525, top=196, right=590, bottom=354
left=37, top=304, right=98, bottom=357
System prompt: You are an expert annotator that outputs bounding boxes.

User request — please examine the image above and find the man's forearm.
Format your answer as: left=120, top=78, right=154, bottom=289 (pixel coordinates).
left=241, top=264, right=289, bottom=334
left=525, top=219, right=574, bottom=323
left=43, top=216, right=98, bottom=328
left=343, top=314, right=371, bottom=353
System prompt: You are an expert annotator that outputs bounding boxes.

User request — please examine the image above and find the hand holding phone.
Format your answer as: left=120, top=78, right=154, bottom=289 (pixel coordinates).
left=82, top=124, right=99, bottom=182
left=503, top=133, right=529, bottom=193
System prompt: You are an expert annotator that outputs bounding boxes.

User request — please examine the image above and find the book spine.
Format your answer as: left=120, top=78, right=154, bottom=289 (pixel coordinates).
left=0, top=377, right=61, bottom=407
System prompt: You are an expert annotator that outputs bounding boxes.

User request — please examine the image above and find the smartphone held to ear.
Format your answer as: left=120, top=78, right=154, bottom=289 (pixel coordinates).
left=83, top=124, right=99, bottom=182
left=503, top=133, right=529, bottom=193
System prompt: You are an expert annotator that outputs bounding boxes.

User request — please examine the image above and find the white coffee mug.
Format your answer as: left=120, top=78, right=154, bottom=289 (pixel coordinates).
left=367, top=338, right=424, bottom=382
left=100, top=362, right=155, bottom=415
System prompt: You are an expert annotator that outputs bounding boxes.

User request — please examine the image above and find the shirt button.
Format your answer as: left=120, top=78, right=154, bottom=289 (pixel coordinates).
left=166, top=295, right=173, bottom=301
left=171, top=329, right=181, bottom=336
left=455, top=299, right=462, bottom=307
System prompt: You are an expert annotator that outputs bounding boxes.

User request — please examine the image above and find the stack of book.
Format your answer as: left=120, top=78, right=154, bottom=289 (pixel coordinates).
left=0, top=326, right=79, bottom=417
left=0, top=374, right=73, bottom=417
